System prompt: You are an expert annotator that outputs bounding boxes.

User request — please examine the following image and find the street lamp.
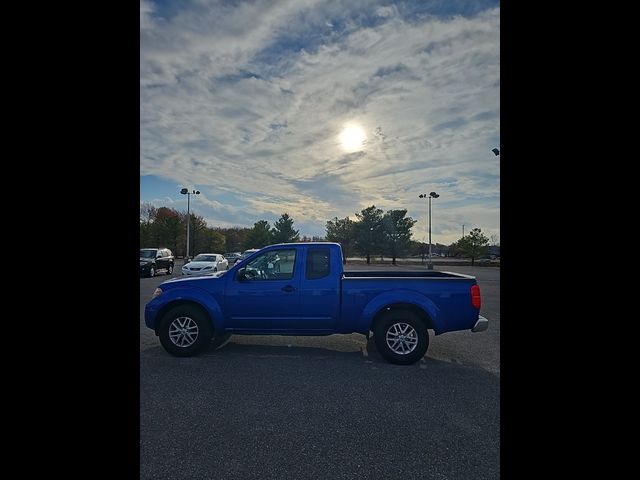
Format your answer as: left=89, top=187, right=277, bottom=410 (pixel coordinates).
left=180, top=188, right=200, bottom=261
left=419, top=192, right=440, bottom=269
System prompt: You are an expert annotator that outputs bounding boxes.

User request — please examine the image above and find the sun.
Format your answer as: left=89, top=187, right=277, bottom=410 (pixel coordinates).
left=339, top=125, right=366, bottom=152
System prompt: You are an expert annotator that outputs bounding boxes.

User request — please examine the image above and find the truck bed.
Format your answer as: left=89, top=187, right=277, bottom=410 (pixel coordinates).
left=340, top=270, right=479, bottom=335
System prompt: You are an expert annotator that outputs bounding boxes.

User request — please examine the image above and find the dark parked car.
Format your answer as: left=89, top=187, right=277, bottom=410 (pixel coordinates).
left=140, top=248, right=174, bottom=277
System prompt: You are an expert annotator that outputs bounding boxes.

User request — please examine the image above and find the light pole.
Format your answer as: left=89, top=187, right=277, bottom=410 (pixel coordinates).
left=180, top=188, right=200, bottom=261
left=419, top=192, right=439, bottom=269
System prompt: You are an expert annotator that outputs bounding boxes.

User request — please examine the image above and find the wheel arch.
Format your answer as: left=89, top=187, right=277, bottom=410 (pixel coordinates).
left=371, top=303, right=434, bottom=333
left=154, top=299, right=217, bottom=335
left=360, top=289, right=443, bottom=334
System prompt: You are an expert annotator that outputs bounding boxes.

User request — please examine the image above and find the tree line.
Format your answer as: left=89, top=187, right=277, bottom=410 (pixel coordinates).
left=141, top=202, right=490, bottom=264
left=140, top=204, right=303, bottom=257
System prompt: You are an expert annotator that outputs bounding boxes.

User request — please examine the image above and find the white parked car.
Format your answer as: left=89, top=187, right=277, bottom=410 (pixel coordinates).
left=182, top=253, right=228, bottom=276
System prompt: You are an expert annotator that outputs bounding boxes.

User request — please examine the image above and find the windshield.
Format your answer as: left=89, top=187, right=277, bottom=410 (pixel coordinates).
left=140, top=249, right=157, bottom=258
left=193, top=254, right=216, bottom=262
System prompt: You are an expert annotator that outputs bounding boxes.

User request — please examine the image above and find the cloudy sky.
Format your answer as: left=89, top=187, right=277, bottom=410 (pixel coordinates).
left=140, top=0, right=500, bottom=245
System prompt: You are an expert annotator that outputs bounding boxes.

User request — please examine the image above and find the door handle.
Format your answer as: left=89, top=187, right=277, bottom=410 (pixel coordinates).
left=282, top=285, right=297, bottom=293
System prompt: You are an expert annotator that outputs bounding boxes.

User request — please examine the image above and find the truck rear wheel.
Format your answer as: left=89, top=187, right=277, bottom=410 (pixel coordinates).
left=374, top=310, right=429, bottom=365
left=158, top=305, right=213, bottom=357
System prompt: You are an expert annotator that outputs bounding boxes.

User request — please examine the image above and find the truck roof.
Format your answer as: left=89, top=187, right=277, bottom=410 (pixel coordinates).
left=269, top=242, right=340, bottom=247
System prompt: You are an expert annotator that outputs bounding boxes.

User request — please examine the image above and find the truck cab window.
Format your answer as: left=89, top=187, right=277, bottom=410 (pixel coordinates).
left=306, top=248, right=330, bottom=280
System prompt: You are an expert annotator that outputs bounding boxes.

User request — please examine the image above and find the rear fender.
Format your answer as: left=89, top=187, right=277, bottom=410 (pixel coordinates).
left=359, top=289, right=442, bottom=333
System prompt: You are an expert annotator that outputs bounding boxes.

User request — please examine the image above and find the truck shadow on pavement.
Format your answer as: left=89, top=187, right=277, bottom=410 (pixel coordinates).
left=208, top=339, right=378, bottom=364
left=142, top=334, right=488, bottom=372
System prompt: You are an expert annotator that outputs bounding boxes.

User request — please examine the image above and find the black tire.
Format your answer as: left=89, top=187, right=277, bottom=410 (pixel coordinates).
left=148, top=265, right=156, bottom=278
left=373, top=310, right=429, bottom=365
left=158, top=305, right=213, bottom=357
left=167, top=263, right=173, bottom=275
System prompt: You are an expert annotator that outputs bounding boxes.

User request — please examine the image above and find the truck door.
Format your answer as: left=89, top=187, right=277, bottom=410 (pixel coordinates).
left=225, top=248, right=302, bottom=330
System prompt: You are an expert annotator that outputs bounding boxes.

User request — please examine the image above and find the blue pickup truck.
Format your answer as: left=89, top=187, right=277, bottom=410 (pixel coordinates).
left=144, top=242, right=488, bottom=365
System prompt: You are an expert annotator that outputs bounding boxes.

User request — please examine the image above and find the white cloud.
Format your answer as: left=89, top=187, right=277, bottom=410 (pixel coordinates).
left=141, top=1, right=499, bottom=244
left=375, top=5, right=397, bottom=18
left=139, top=0, right=156, bottom=32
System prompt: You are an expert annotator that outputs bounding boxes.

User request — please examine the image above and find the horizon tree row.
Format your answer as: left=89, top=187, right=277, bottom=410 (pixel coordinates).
left=141, top=202, right=492, bottom=264
left=140, top=204, right=304, bottom=256
left=326, top=205, right=417, bottom=265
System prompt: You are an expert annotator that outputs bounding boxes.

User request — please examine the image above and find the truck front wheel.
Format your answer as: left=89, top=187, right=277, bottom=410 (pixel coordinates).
left=374, top=310, right=429, bottom=365
left=158, top=305, right=213, bottom=357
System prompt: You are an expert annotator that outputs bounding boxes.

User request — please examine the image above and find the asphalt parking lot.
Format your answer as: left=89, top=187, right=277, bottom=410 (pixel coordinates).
left=140, top=262, right=500, bottom=479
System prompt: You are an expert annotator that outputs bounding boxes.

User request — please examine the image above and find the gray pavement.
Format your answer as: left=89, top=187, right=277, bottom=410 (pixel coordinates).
left=140, top=261, right=500, bottom=479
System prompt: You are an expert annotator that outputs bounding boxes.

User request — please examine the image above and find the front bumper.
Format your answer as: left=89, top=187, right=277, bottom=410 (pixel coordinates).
left=471, top=315, right=489, bottom=332
left=140, top=263, right=153, bottom=274
left=144, top=301, right=160, bottom=330
left=182, top=269, right=213, bottom=276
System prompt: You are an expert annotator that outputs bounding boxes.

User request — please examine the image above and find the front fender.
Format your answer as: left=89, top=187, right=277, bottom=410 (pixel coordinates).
left=145, top=285, right=223, bottom=332
left=358, top=289, right=442, bottom=334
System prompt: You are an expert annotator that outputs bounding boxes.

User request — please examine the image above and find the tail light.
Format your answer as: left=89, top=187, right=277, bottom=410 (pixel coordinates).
left=471, top=284, right=481, bottom=309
